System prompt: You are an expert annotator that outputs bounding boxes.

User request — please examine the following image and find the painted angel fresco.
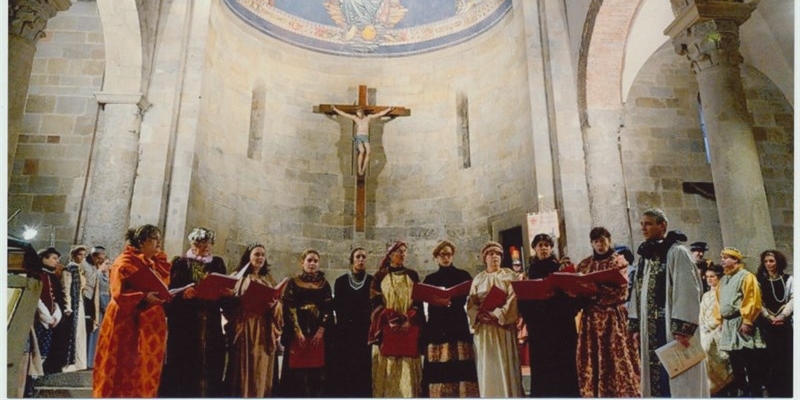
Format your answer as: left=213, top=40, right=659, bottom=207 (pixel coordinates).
left=325, top=0, right=407, bottom=42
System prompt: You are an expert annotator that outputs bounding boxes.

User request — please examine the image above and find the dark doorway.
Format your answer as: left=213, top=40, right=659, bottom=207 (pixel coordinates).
left=499, top=226, right=524, bottom=271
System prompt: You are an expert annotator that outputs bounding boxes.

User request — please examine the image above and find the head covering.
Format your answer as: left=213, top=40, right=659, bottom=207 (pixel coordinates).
left=380, top=241, right=407, bottom=269
left=721, top=247, right=744, bottom=261
left=531, top=233, right=554, bottom=248
left=188, top=227, right=215, bottom=244
left=38, top=247, right=61, bottom=259
left=614, top=245, right=635, bottom=264
left=70, top=244, right=88, bottom=257
left=690, top=241, right=709, bottom=252
left=481, top=241, right=504, bottom=261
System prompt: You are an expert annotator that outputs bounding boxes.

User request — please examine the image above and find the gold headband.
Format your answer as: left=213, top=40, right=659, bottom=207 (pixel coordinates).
left=721, top=247, right=744, bottom=261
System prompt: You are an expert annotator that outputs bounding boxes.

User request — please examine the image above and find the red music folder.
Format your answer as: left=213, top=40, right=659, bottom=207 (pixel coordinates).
left=288, top=337, right=325, bottom=369
left=511, top=279, right=554, bottom=300
left=194, top=272, right=238, bottom=300
left=411, top=280, right=472, bottom=303
left=380, top=325, right=420, bottom=357
left=126, top=266, right=170, bottom=300
left=241, top=277, right=289, bottom=314
left=479, top=285, right=507, bottom=312
left=548, top=268, right=627, bottom=294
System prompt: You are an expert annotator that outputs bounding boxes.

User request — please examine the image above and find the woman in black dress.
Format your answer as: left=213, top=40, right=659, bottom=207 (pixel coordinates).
left=421, top=240, right=478, bottom=397
left=159, top=227, right=228, bottom=397
left=328, top=247, right=374, bottom=397
left=756, top=249, right=793, bottom=397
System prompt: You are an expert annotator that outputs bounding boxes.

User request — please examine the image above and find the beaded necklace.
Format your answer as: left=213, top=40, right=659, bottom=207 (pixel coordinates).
left=769, top=275, right=788, bottom=304
left=348, top=271, right=367, bottom=291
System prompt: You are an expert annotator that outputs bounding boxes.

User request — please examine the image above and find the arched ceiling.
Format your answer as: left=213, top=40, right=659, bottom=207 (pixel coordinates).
left=223, top=0, right=512, bottom=57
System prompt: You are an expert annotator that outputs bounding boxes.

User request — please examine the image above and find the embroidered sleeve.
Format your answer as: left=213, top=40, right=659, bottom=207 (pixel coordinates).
left=670, top=318, right=697, bottom=336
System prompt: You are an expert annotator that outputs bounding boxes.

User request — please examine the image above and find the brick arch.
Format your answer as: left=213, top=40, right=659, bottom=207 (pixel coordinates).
left=96, top=0, right=144, bottom=93
left=578, top=0, right=643, bottom=124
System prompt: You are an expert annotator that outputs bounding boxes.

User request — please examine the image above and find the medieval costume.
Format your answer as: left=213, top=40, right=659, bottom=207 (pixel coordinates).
left=92, top=246, right=171, bottom=397
left=369, top=241, right=423, bottom=397
left=467, top=266, right=523, bottom=397
left=36, top=256, right=66, bottom=374
left=329, top=270, right=374, bottom=397
left=699, top=285, right=734, bottom=394
left=279, top=271, right=333, bottom=397
left=82, top=259, right=101, bottom=369
left=628, top=230, right=708, bottom=397
left=715, top=248, right=767, bottom=397
left=575, top=250, right=641, bottom=397
left=159, top=253, right=227, bottom=397
left=223, top=265, right=283, bottom=397
left=756, top=263, right=793, bottom=397
left=421, top=264, right=479, bottom=397
left=59, top=260, right=88, bottom=371
left=519, top=255, right=580, bottom=397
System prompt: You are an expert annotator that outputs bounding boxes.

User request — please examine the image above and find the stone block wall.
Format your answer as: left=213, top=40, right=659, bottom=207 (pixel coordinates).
left=621, top=44, right=793, bottom=267
left=190, top=2, right=538, bottom=279
left=9, top=2, right=104, bottom=252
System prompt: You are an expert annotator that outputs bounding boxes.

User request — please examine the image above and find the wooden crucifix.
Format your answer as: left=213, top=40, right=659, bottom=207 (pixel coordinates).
left=314, top=85, right=410, bottom=232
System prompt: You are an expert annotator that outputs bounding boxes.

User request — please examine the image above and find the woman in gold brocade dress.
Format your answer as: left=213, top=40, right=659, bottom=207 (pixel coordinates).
left=368, top=241, right=423, bottom=397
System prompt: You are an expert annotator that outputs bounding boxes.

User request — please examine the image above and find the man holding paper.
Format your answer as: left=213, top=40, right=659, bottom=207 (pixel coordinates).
left=628, top=208, right=708, bottom=397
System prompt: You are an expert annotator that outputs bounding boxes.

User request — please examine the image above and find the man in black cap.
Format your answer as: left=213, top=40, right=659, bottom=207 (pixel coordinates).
left=690, top=241, right=712, bottom=292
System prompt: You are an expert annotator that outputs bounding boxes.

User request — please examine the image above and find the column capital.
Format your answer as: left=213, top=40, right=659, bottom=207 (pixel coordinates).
left=665, top=1, right=756, bottom=74
left=8, top=0, right=71, bottom=44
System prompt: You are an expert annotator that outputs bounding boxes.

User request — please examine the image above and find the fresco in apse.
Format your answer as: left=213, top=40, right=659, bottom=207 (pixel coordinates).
left=223, top=0, right=513, bottom=57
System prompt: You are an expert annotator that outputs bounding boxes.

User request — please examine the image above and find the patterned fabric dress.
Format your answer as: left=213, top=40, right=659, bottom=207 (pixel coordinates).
left=421, top=265, right=479, bottom=397
left=467, top=268, right=523, bottom=397
left=576, top=251, right=640, bottom=397
left=279, top=272, right=333, bottom=397
left=159, top=256, right=227, bottom=397
left=698, top=289, right=734, bottom=394
left=59, top=262, right=88, bottom=371
left=92, top=246, right=171, bottom=398
left=369, top=265, right=424, bottom=397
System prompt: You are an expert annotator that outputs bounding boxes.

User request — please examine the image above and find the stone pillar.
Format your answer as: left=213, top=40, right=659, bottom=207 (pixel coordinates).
left=82, top=92, right=144, bottom=256
left=666, top=2, right=775, bottom=260
left=7, top=0, right=71, bottom=177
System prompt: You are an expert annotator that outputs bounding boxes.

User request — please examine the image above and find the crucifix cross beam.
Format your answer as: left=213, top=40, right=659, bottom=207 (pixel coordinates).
left=314, top=84, right=410, bottom=232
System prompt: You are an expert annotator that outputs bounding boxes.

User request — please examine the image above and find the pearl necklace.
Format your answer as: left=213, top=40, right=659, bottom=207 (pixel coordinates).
left=348, top=271, right=367, bottom=291
left=769, top=276, right=788, bottom=304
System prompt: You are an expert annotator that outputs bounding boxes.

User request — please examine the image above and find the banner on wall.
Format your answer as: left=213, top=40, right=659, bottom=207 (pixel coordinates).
left=526, top=210, right=560, bottom=241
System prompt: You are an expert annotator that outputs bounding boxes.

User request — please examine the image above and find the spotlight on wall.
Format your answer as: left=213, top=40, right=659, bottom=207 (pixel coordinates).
left=22, top=226, right=38, bottom=241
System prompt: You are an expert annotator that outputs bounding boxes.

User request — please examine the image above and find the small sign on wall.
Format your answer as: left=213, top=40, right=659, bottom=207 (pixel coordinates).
left=526, top=210, right=559, bottom=241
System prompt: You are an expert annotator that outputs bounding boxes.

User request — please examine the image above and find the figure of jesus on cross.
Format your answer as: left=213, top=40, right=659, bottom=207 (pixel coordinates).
left=331, top=105, right=394, bottom=176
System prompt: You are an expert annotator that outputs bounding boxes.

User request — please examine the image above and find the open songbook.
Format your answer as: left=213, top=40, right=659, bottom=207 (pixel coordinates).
left=241, top=277, right=289, bottom=314
left=126, top=266, right=172, bottom=300
left=411, top=280, right=472, bottom=303
left=511, top=267, right=627, bottom=300
left=194, top=272, right=239, bottom=300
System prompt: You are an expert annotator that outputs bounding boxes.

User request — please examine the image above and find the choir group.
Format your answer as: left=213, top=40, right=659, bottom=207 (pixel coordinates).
left=25, top=207, right=792, bottom=398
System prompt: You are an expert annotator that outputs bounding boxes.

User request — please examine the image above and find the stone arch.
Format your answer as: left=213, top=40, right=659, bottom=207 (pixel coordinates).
left=96, top=0, right=144, bottom=93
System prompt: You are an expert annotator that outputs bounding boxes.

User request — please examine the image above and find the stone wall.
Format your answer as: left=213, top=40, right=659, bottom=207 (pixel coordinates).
left=8, top=2, right=104, bottom=252
left=189, top=2, right=539, bottom=279
left=621, top=44, right=793, bottom=267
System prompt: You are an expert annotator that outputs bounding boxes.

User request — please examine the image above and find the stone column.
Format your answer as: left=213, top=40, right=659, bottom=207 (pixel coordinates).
left=81, top=92, right=144, bottom=256
left=666, top=2, right=775, bottom=260
left=7, top=0, right=71, bottom=177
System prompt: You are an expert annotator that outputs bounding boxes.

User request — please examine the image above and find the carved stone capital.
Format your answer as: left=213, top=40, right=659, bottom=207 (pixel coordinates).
left=672, top=19, right=744, bottom=73
left=8, top=0, right=71, bottom=44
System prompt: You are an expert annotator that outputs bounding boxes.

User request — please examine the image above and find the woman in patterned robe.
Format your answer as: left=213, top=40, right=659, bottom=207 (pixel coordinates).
left=93, top=224, right=171, bottom=398
left=368, top=241, right=424, bottom=397
left=467, top=241, right=523, bottom=397
left=421, top=240, right=478, bottom=397
left=159, top=227, right=228, bottom=397
left=575, top=227, right=640, bottom=397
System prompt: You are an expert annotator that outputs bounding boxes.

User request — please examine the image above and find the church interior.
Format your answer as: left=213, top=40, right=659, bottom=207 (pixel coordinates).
left=6, top=0, right=794, bottom=279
